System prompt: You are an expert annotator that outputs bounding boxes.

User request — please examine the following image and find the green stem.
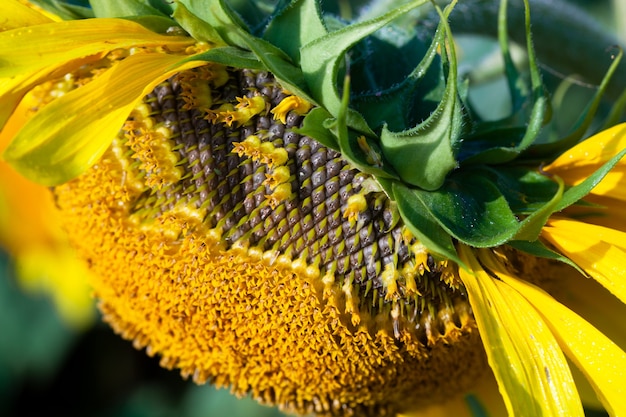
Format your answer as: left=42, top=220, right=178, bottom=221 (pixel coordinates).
left=417, top=0, right=626, bottom=102
left=615, top=0, right=626, bottom=43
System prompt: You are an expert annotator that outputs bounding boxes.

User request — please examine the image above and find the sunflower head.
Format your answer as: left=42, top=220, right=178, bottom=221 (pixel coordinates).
left=2, top=0, right=626, bottom=416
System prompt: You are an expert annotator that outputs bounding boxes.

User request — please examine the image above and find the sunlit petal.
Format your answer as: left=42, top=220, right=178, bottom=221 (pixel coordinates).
left=2, top=0, right=56, bottom=31
left=0, top=55, right=105, bottom=130
left=555, top=269, right=626, bottom=410
left=542, top=219, right=626, bottom=305
left=3, top=53, right=206, bottom=185
left=0, top=18, right=194, bottom=78
left=545, top=123, right=626, bottom=200
left=458, top=246, right=583, bottom=417
left=500, top=271, right=626, bottom=416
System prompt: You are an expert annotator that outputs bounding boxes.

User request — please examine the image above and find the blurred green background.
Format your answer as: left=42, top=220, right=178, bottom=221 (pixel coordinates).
left=0, top=251, right=288, bottom=417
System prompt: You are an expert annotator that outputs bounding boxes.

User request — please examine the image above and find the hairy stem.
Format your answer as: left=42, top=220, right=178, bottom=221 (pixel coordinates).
left=416, top=0, right=626, bottom=102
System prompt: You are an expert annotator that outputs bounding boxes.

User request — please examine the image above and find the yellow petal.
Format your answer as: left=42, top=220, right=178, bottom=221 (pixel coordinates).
left=555, top=269, right=626, bottom=410
left=562, top=194, right=626, bottom=232
left=500, top=270, right=626, bottom=417
left=556, top=268, right=626, bottom=355
left=542, top=219, right=626, bottom=305
left=545, top=123, right=626, bottom=200
left=3, top=53, right=207, bottom=185
left=458, top=246, right=583, bottom=417
left=2, top=0, right=55, bottom=31
left=0, top=18, right=194, bottom=78
left=0, top=55, right=107, bottom=131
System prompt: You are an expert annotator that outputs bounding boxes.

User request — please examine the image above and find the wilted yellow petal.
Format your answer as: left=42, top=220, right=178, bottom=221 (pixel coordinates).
left=501, top=272, right=626, bottom=417
left=3, top=53, right=207, bottom=185
left=0, top=18, right=194, bottom=78
left=458, top=246, right=583, bottom=417
left=542, top=219, right=626, bottom=305
left=545, top=123, right=626, bottom=200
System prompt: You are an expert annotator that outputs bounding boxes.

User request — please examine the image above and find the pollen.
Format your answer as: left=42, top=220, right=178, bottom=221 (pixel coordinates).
left=53, top=67, right=487, bottom=416
left=271, top=95, right=313, bottom=124
left=235, top=95, right=267, bottom=115
left=264, top=165, right=291, bottom=188
left=123, top=107, right=183, bottom=189
left=343, top=193, right=367, bottom=222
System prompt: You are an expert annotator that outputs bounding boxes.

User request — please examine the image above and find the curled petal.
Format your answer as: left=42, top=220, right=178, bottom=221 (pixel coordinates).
left=3, top=53, right=207, bottom=185
left=0, top=18, right=194, bottom=78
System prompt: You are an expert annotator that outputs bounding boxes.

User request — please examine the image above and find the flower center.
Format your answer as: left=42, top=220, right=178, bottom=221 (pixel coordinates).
left=52, top=66, right=487, bottom=416
left=111, top=66, right=475, bottom=341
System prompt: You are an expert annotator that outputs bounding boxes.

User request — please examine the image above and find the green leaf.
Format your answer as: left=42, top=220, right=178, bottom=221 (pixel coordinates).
left=604, top=72, right=626, bottom=129
left=89, top=0, right=167, bottom=18
left=27, top=0, right=94, bottom=19
left=236, top=34, right=315, bottom=104
left=292, top=107, right=340, bottom=151
left=143, top=0, right=174, bottom=16
left=507, top=240, right=587, bottom=276
left=478, top=166, right=560, bottom=213
left=124, top=15, right=179, bottom=33
left=221, top=0, right=271, bottom=35
left=183, top=47, right=264, bottom=70
left=379, top=1, right=462, bottom=191
left=351, top=11, right=448, bottom=132
left=172, top=1, right=228, bottom=44
left=405, top=170, right=521, bottom=247
left=391, top=181, right=463, bottom=266
left=332, top=76, right=397, bottom=178
left=514, top=175, right=564, bottom=241
left=299, top=0, right=429, bottom=118
left=263, top=0, right=328, bottom=64
left=179, top=0, right=315, bottom=103
left=178, top=0, right=253, bottom=50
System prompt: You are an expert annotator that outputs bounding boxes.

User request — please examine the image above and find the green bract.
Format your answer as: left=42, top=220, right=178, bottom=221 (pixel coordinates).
left=4, top=0, right=624, bottom=258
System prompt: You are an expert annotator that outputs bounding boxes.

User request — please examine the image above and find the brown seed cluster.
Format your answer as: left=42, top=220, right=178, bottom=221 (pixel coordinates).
left=53, top=65, right=486, bottom=416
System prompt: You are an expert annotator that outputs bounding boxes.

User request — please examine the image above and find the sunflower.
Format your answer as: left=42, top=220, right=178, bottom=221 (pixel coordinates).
left=2, top=0, right=626, bottom=416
